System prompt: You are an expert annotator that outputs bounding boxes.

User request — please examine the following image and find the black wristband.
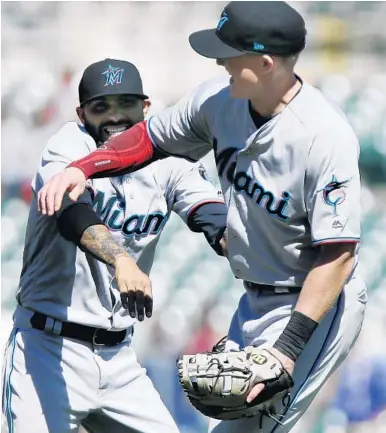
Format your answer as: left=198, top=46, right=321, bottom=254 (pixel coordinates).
left=57, top=203, right=105, bottom=246
left=273, top=311, right=318, bottom=362
left=186, top=202, right=227, bottom=256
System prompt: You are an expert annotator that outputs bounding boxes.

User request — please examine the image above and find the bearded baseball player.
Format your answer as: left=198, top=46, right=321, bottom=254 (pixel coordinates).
left=2, top=58, right=228, bottom=433
left=38, top=2, right=367, bottom=432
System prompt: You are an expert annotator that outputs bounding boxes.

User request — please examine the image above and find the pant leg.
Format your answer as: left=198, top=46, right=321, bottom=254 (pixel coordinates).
left=208, top=277, right=367, bottom=433
left=2, top=327, right=98, bottom=433
left=82, top=342, right=180, bottom=433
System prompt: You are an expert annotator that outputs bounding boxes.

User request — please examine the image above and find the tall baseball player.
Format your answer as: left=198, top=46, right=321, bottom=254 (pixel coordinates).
left=38, top=2, right=367, bottom=433
left=2, top=58, right=227, bottom=433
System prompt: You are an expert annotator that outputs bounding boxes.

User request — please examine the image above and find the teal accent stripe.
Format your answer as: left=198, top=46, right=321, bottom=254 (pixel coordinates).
left=270, top=295, right=342, bottom=433
left=5, top=328, right=18, bottom=433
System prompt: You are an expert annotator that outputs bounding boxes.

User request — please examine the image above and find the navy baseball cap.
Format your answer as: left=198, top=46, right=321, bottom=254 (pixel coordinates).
left=189, top=1, right=307, bottom=59
left=79, top=59, right=148, bottom=106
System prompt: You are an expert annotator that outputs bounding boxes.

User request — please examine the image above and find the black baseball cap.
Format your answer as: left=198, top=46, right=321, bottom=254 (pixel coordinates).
left=189, top=1, right=306, bottom=59
left=78, top=58, right=148, bottom=106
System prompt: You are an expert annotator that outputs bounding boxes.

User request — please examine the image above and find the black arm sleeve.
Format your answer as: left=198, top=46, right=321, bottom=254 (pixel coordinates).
left=57, top=203, right=105, bottom=246
left=186, top=202, right=227, bottom=256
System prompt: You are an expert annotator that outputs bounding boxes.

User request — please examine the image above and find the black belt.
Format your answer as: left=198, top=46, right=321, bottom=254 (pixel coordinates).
left=30, top=312, right=127, bottom=346
left=244, top=282, right=302, bottom=294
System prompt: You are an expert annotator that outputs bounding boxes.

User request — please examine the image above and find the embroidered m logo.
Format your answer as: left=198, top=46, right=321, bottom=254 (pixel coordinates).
left=102, top=65, right=124, bottom=86
left=217, top=12, right=229, bottom=31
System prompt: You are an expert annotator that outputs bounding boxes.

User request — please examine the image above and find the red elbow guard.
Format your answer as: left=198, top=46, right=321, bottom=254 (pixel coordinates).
left=69, top=121, right=154, bottom=178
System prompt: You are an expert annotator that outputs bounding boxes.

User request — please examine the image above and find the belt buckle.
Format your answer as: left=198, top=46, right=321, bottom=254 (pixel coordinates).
left=92, top=328, right=105, bottom=346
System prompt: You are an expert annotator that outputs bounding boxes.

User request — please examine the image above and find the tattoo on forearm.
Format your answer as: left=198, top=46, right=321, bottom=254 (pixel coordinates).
left=81, top=224, right=127, bottom=266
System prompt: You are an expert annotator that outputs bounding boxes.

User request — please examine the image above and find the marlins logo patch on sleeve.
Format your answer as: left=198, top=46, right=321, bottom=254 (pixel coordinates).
left=198, top=164, right=223, bottom=199
left=198, top=164, right=216, bottom=185
left=317, top=175, right=351, bottom=215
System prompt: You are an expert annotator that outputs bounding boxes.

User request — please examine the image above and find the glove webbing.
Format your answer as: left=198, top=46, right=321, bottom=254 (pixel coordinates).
left=259, top=391, right=292, bottom=428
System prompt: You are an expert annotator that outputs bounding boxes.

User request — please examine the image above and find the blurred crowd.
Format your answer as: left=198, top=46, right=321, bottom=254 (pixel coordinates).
left=1, top=2, right=386, bottom=433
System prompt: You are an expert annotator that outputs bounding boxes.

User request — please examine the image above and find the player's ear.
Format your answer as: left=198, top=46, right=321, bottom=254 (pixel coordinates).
left=261, top=55, right=274, bottom=74
left=76, top=107, right=85, bottom=124
left=143, top=99, right=151, bottom=117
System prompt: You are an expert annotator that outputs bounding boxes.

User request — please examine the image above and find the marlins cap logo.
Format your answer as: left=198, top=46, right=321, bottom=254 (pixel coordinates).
left=217, top=11, right=229, bottom=31
left=102, top=65, right=124, bottom=86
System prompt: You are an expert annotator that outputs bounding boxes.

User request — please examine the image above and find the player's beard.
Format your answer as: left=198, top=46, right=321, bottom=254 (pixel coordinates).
left=83, top=118, right=136, bottom=148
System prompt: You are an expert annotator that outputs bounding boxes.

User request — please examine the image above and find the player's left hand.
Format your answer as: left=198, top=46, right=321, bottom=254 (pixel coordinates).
left=219, top=235, right=228, bottom=258
left=246, top=347, right=295, bottom=403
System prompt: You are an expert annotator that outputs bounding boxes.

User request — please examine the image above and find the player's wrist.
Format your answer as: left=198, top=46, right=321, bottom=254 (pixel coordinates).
left=67, top=163, right=88, bottom=180
left=269, top=347, right=295, bottom=372
left=113, top=254, right=133, bottom=267
left=273, top=311, right=318, bottom=362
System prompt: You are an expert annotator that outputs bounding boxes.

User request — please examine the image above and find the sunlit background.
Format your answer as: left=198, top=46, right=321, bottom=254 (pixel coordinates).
left=2, top=2, right=386, bottom=432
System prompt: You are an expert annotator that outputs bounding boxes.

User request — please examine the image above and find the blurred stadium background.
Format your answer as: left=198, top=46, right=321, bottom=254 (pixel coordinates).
left=1, top=1, right=386, bottom=432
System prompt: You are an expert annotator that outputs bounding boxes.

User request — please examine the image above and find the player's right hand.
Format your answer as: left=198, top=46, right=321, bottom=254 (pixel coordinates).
left=114, top=256, right=153, bottom=321
left=219, top=236, right=228, bottom=258
left=38, top=167, right=87, bottom=216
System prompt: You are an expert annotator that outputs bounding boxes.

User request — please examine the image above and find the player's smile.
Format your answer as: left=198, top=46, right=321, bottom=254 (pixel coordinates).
left=102, top=123, right=132, bottom=138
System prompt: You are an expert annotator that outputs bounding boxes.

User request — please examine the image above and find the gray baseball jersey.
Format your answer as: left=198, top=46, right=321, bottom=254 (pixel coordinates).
left=16, top=121, right=224, bottom=330
left=147, top=76, right=362, bottom=286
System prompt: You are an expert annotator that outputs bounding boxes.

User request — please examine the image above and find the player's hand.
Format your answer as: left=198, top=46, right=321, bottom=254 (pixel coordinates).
left=219, top=235, right=228, bottom=258
left=246, top=347, right=295, bottom=403
left=114, top=256, right=153, bottom=321
left=38, top=167, right=87, bottom=216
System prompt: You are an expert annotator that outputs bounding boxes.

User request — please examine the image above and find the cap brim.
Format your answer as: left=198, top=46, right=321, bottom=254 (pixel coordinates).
left=189, top=29, right=245, bottom=59
left=81, top=92, right=149, bottom=107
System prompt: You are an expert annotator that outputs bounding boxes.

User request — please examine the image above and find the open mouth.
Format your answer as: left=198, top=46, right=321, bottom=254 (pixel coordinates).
left=102, top=124, right=130, bottom=137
